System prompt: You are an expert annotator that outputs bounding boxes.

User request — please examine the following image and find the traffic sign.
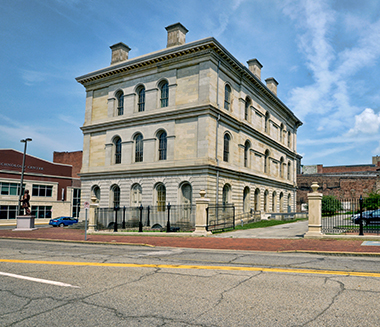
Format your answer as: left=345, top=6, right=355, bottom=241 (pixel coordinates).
left=84, top=201, right=90, bottom=209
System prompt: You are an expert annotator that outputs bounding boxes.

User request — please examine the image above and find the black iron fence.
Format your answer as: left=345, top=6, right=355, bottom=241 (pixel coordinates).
left=96, top=204, right=196, bottom=232
left=321, top=196, right=380, bottom=235
left=206, top=203, right=235, bottom=231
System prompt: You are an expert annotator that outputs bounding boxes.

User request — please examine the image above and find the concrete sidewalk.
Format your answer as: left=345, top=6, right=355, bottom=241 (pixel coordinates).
left=1, top=226, right=380, bottom=255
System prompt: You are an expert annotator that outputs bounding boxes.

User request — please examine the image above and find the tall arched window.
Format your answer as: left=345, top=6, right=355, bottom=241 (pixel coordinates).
left=264, top=150, right=270, bottom=174
left=288, top=162, right=291, bottom=180
left=279, top=192, right=284, bottom=212
left=158, top=131, right=167, bottom=160
left=137, top=86, right=145, bottom=112
left=114, top=137, right=122, bottom=164
left=156, top=183, right=166, bottom=211
left=264, top=190, right=268, bottom=212
left=280, top=157, right=284, bottom=178
left=222, top=184, right=231, bottom=205
left=287, top=193, right=291, bottom=212
left=223, top=133, right=230, bottom=162
left=254, top=188, right=260, bottom=211
left=160, top=81, right=169, bottom=107
left=92, top=185, right=100, bottom=201
left=130, top=184, right=142, bottom=207
left=135, top=133, right=143, bottom=162
left=244, top=140, right=250, bottom=168
left=116, top=91, right=124, bottom=116
left=245, top=97, right=251, bottom=121
left=180, top=183, right=192, bottom=205
left=243, top=187, right=250, bottom=212
left=280, top=124, right=284, bottom=142
left=111, top=185, right=120, bottom=208
left=224, top=84, right=231, bottom=110
left=265, top=112, right=270, bottom=133
left=272, top=191, right=276, bottom=212
left=288, top=131, right=291, bottom=148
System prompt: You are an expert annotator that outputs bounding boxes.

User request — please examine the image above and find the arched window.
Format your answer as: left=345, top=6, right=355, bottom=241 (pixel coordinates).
left=114, top=137, right=122, bottom=164
left=264, top=190, right=268, bottom=212
left=245, top=97, right=251, bottom=121
left=180, top=183, right=192, bottom=206
left=280, top=124, right=284, bottom=142
left=280, top=157, right=284, bottom=178
left=287, top=193, right=291, bottom=212
left=265, top=112, right=270, bottom=133
left=135, top=133, right=143, bottom=162
left=254, top=188, right=260, bottom=211
left=272, top=191, right=276, bottom=212
left=222, top=184, right=231, bottom=205
left=158, top=131, right=167, bottom=160
left=111, top=185, right=120, bottom=208
left=130, top=184, right=142, bottom=207
left=92, top=185, right=100, bottom=201
left=279, top=192, right=284, bottom=212
left=137, top=86, right=145, bottom=112
left=288, top=161, right=291, bottom=180
left=224, top=84, right=231, bottom=110
left=156, top=183, right=166, bottom=211
left=116, top=91, right=124, bottom=116
left=244, top=140, right=250, bottom=168
left=223, top=133, right=230, bottom=162
left=160, top=81, right=169, bottom=107
left=264, top=150, right=270, bottom=174
left=288, top=131, right=291, bottom=148
left=243, top=187, right=250, bottom=212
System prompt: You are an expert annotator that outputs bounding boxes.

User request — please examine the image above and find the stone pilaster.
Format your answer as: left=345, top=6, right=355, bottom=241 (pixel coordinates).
left=193, top=190, right=212, bottom=236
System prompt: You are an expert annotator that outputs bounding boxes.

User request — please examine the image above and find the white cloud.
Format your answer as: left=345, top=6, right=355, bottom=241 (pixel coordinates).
left=347, top=108, right=380, bottom=136
left=20, top=70, right=50, bottom=86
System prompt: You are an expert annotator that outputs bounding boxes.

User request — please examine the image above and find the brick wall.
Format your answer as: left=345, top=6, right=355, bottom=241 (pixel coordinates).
left=53, top=151, right=82, bottom=178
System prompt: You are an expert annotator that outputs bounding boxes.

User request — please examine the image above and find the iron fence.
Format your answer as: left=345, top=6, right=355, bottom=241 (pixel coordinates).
left=206, top=203, right=235, bottom=231
left=235, top=210, right=261, bottom=226
left=96, top=204, right=196, bottom=232
left=321, top=197, right=380, bottom=235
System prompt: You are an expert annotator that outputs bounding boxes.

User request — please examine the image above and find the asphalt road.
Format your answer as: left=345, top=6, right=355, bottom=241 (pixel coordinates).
left=1, top=239, right=380, bottom=326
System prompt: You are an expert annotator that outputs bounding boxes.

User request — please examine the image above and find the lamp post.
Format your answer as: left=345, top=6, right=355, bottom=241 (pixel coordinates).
left=17, top=138, right=32, bottom=216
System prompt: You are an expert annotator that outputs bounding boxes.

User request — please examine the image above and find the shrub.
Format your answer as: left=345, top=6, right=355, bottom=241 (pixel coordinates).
left=322, top=195, right=342, bottom=216
left=363, top=192, right=380, bottom=210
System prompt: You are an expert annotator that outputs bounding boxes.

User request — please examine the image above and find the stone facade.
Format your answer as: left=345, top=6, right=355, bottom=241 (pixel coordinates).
left=76, top=23, right=302, bottom=217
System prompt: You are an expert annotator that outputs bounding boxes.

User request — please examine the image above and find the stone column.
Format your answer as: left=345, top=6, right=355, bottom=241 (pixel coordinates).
left=304, top=182, right=324, bottom=238
left=88, top=195, right=99, bottom=232
left=193, top=190, right=212, bottom=236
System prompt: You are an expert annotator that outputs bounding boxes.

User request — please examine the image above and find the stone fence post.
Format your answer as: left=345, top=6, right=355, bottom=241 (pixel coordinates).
left=193, top=190, right=212, bottom=236
left=304, top=182, right=324, bottom=238
left=88, top=195, right=99, bottom=232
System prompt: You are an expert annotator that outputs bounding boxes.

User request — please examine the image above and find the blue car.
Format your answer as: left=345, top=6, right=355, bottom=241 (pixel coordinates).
left=49, top=217, right=78, bottom=227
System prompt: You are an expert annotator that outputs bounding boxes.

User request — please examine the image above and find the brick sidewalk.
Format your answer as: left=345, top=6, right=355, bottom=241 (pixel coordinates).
left=1, top=227, right=380, bottom=254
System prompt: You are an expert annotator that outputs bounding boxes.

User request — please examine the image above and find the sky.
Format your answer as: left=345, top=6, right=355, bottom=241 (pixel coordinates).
left=1, top=0, right=380, bottom=167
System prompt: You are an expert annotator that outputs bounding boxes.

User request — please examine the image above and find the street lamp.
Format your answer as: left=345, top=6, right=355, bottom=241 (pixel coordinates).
left=17, top=138, right=32, bottom=216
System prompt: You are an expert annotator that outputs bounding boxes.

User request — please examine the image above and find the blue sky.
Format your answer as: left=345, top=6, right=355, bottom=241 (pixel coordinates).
left=1, top=0, right=380, bottom=167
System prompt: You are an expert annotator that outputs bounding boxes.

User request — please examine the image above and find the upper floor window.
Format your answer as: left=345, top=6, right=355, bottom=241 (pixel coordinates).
left=223, top=133, right=230, bottom=162
left=137, top=86, right=145, bottom=112
left=1, top=182, right=24, bottom=196
left=32, top=185, right=53, bottom=197
left=135, top=133, right=143, bottom=162
left=288, top=161, right=291, bottom=180
left=158, top=131, right=167, bottom=160
left=245, top=97, right=251, bottom=121
left=264, top=150, right=270, bottom=174
left=160, top=81, right=169, bottom=108
left=280, top=157, right=284, bottom=178
left=280, top=124, right=284, bottom=142
left=265, top=112, right=270, bottom=133
left=116, top=91, right=124, bottom=116
left=114, top=137, right=122, bottom=164
left=288, top=131, right=291, bottom=148
left=224, top=84, right=231, bottom=110
left=244, top=140, right=250, bottom=168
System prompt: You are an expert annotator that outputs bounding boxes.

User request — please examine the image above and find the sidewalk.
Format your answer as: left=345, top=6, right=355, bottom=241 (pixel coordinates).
left=1, top=227, right=380, bottom=255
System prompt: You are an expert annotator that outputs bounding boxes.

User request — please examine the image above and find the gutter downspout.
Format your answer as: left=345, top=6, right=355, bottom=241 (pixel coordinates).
left=215, top=60, right=221, bottom=205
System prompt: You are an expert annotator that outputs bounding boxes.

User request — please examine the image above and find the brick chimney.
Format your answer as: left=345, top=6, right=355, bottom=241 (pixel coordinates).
left=165, top=23, right=188, bottom=48
left=265, top=77, right=278, bottom=96
left=110, top=42, right=131, bottom=65
left=247, top=59, right=263, bottom=80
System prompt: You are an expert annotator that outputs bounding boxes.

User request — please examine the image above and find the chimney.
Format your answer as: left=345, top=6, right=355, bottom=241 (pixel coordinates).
left=165, top=22, right=188, bottom=48
left=110, top=42, right=131, bottom=65
left=247, top=59, right=263, bottom=80
left=265, top=77, right=278, bottom=96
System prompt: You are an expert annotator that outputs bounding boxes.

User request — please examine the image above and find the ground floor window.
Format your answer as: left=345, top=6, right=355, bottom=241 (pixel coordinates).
left=72, top=188, right=81, bottom=218
left=0, top=206, right=18, bottom=219
left=31, top=206, right=52, bottom=218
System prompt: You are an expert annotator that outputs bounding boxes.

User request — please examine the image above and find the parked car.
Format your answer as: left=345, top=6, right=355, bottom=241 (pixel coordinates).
left=352, top=209, right=380, bottom=225
left=49, top=217, right=78, bottom=227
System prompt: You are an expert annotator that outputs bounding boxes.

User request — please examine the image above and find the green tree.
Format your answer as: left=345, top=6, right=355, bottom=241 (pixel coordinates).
left=363, top=192, right=380, bottom=210
left=321, top=195, right=342, bottom=216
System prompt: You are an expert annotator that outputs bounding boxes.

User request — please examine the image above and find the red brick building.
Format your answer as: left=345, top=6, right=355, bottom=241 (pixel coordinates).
left=297, top=157, right=380, bottom=211
left=0, top=149, right=81, bottom=222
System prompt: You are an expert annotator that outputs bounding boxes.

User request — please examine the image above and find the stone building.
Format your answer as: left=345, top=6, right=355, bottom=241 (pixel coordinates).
left=297, top=157, right=380, bottom=211
left=76, top=23, right=302, bottom=216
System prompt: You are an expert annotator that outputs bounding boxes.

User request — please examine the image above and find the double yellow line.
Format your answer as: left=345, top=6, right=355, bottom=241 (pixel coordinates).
left=1, top=259, right=379, bottom=278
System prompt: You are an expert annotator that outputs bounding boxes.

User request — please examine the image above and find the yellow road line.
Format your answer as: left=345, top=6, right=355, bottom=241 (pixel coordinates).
left=1, top=259, right=379, bottom=278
